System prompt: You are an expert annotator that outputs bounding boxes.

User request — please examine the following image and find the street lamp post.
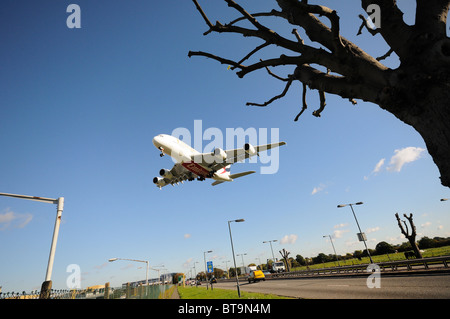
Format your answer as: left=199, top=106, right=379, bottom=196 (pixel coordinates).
left=193, top=261, right=199, bottom=281
left=237, top=253, right=247, bottom=268
left=323, top=235, right=340, bottom=267
left=337, top=202, right=373, bottom=263
left=263, top=239, right=277, bottom=261
left=228, top=218, right=245, bottom=298
left=223, top=260, right=231, bottom=279
left=109, top=258, right=149, bottom=286
left=0, top=192, right=64, bottom=299
left=203, top=250, right=212, bottom=289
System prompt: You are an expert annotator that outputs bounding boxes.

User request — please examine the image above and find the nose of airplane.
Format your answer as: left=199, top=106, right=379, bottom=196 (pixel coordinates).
left=152, top=135, right=161, bottom=147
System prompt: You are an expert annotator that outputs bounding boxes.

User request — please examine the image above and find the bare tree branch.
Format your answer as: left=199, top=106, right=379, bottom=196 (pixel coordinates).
left=294, top=83, right=308, bottom=121
left=357, top=14, right=380, bottom=36
left=192, top=0, right=213, bottom=29
left=228, top=10, right=284, bottom=26
left=377, top=48, right=394, bottom=61
left=232, top=42, right=270, bottom=70
left=312, top=90, right=326, bottom=117
left=261, top=60, right=290, bottom=81
left=246, top=75, right=294, bottom=107
left=188, top=50, right=245, bottom=70
left=361, top=0, right=413, bottom=60
left=188, top=0, right=450, bottom=188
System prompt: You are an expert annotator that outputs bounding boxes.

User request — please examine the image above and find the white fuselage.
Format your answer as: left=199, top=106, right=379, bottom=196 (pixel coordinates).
left=152, top=134, right=231, bottom=181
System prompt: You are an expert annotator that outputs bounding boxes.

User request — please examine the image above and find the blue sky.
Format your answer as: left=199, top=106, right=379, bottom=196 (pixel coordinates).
left=1, top=0, right=449, bottom=292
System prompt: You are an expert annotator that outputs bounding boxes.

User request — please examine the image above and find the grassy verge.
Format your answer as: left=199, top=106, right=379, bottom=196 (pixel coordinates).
left=177, top=286, right=293, bottom=299
left=291, top=246, right=450, bottom=271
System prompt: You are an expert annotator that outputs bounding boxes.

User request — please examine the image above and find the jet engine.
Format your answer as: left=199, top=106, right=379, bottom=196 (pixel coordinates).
left=244, top=143, right=257, bottom=156
left=159, top=168, right=173, bottom=179
left=153, top=177, right=166, bottom=187
left=213, top=148, right=227, bottom=161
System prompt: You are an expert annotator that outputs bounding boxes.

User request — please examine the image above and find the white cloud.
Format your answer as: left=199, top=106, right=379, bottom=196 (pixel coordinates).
left=365, top=158, right=385, bottom=180
left=311, top=184, right=326, bottom=195
left=0, top=208, right=33, bottom=230
left=386, top=147, right=426, bottom=172
left=183, top=258, right=193, bottom=268
left=373, top=158, right=385, bottom=173
left=333, top=229, right=349, bottom=238
left=365, top=147, right=425, bottom=180
left=421, top=221, right=432, bottom=228
left=280, top=234, right=298, bottom=244
left=334, top=223, right=348, bottom=229
left=366, top=226, right=380, bottom=234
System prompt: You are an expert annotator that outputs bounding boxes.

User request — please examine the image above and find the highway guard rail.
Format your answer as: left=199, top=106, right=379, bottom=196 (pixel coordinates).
left=266, top=256, right=450, bottom=279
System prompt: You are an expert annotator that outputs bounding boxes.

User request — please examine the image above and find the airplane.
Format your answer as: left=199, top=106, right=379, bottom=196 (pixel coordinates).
left=152, top=134, right=286, bottom=189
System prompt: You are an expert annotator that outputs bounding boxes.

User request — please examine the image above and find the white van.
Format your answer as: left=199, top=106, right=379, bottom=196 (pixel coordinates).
left=271, top=261, right=285, bottom=273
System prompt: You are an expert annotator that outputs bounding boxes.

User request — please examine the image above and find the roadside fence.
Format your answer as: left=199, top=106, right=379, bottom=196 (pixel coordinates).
left=0, top=283, right=175, bottom=300
left=267, top=256, right=450, bottom=279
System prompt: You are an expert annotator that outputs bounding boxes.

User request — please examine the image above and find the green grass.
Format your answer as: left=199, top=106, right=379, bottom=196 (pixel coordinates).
left=177, top=286, right=293, bottom=299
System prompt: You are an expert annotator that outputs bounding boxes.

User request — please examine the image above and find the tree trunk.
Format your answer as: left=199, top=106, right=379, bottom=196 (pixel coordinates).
left=380, top=50, right=450, bottom=187
left=395, top=213, right=423, bottom=259
left=413, top=93, right=450, bottom=188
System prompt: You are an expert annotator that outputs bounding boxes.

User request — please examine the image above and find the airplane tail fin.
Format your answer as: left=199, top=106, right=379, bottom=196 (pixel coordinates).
left=211, top=170, right=256, bottom=186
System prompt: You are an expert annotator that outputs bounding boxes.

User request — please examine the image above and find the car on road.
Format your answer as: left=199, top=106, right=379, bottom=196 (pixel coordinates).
left=247, top=270, right=265, bottom=283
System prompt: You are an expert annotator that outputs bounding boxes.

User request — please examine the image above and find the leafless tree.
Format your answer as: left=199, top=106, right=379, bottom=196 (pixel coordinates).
left=279, top=248, right=291, bottom=271
left=395, top=212, right=423, bottom=258
left=189, top=0, right=450, bottom=188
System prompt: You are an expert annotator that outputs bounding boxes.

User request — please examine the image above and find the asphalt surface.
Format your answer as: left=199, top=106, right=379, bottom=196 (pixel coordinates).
left=214, top=273, right=450, bottom=299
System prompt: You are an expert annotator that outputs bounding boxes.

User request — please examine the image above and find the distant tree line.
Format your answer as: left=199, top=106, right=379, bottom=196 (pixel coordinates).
left=187, top=237, right=450, bottom=279
left=290, top=236, right=450, bottom=268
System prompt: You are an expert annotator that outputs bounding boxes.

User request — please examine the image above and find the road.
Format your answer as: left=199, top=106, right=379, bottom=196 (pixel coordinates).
left=214, top=273, right=450, bottom=299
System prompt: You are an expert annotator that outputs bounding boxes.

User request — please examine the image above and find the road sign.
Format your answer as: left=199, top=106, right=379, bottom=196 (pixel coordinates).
left=357, top=232, right=367, bottom=242
left=207, top=261, right=213, bottom=273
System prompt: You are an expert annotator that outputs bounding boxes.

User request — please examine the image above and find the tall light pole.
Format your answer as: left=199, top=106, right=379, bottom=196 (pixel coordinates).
left=223, top=260, right=231, bottom=279
left=0, top=192, right=64, bottom=299
left=203, top=250, right=212, bottom=289
left=237, top=253, right=247, bottom=268
left=109, top=257, right=149, bottom=286
left=263, top=240, right=277, bottom=262
left=337, top=202, right=373, bottom=263
left=323, top=235, right=340, bottom=267
left=228, top=218, right=245, bottom=298
left=193, top=261, right=199, bottom=280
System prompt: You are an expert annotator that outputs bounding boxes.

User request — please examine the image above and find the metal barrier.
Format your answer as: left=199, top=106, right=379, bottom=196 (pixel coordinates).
left=267, top=256, right=450, bottom=279
left=0, top=284, right=175, bottom=300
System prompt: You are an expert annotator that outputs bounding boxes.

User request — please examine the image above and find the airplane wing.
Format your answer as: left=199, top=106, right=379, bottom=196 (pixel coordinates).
left=192, top=142, right=286, bottom=172
left=153, top=163, right=197, bottom=188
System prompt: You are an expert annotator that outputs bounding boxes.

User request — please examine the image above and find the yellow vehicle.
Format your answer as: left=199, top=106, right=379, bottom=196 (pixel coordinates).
left=247, top=270, right=265, bottom=283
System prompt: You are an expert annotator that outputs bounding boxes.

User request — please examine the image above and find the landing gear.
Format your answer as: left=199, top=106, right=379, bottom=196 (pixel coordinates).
left=158, top=147, right=165, bottom=157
